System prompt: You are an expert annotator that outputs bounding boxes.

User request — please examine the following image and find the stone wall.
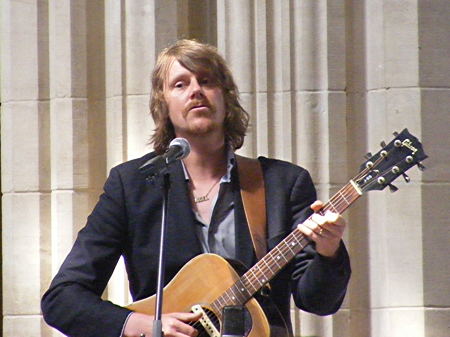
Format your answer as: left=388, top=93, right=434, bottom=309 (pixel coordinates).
left=1, top=1, right=449, bottom=336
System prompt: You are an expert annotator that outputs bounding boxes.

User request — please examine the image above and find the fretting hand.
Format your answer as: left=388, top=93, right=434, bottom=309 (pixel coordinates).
left=297, top=200, right=346, bottom=258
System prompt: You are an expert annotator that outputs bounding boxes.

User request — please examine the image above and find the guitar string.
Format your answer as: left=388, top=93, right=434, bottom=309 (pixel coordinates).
left=245, top=160, right=401, bottom=286
left=189, top=149, right=401, bottom=332
left=211, top=180, right=363, bottom=309
left=192, top=182, right=364, bottom=332
left=242, top=144, right=412, bottom=300
left=196, top=192, right=386, bottom=332
left=239, top=182, right=360, bottom=289
left=263, top=147, right=410, bottom=318
left=215, top=162, right=372, bottom=303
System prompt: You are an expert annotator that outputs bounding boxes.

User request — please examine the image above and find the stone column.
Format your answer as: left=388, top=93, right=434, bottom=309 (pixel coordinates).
left=291, top=1, right=348, bottom=336
left=346, top=1, right=450, bottom=337
left=1, top=0, right=51, bottom=335
left=1, top=1, right=51, bottom=336
left=419, top=3, right=450, bottom=334
left=104, top=0, right=178, bottom=306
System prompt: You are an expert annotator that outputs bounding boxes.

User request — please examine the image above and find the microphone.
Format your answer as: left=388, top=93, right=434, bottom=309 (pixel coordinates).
left=140, top=138, right=190, bottom=175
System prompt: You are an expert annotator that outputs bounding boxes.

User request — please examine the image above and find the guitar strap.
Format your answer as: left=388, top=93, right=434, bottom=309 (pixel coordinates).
left=235, top=155, right=267, bottom=261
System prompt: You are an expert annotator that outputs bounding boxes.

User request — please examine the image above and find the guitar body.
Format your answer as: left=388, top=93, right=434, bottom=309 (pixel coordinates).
left=127, top=254, right=272, bottom=337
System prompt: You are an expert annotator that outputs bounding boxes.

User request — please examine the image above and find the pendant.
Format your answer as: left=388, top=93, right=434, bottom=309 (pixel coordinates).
left=194, top=195, right=209, bottom=203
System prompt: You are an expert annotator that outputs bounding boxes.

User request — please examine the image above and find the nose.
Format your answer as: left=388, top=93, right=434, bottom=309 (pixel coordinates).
left=189, top=78, right=204, bottom=99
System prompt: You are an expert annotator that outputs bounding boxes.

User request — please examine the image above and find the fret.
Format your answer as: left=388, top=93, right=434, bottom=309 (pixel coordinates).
left=327, top=199, right=339, bottom=213
left=222, top=290, right=234, bottom=304
left=268, top=250, right=282, bottom=270
left=244, top=270, right=259, bottom=292
left=230, top=282, right=249, bottom=303
left=286, top=238, right=297, bottom=255
left=209, top=179, right=363, bottom=316
left=251, top=263, right=265, bottom=285
left=261, top=256, right=274, bottom=274
left=270, top=250, right=283, bottom=268
left=339, top=190, right=350, bottom=205
left=291, top=231, right=305, bottom=249
left=323, top=183, right=360, bottom=215
left=213, top=297, right=226, bottom=313
left=278, top=245, right=288, bottom=261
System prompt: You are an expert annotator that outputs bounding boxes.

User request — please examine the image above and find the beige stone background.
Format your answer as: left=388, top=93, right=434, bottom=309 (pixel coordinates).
left=1, top=0, right=449, bottom=336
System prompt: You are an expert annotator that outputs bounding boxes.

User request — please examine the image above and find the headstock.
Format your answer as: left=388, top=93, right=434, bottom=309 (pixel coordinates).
left=354, top=129, right=428, bottom=193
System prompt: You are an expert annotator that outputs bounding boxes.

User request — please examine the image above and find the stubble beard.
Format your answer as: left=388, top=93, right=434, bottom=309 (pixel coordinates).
left=181, top=99, right=223, bottom=136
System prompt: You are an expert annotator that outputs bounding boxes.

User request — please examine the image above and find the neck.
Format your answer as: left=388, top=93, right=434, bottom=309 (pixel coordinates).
left=181, top=135, right=228, bottom=181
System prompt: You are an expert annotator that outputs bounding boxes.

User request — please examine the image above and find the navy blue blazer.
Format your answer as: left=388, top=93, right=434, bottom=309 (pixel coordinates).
left=41, top=153, right=351, bottom=337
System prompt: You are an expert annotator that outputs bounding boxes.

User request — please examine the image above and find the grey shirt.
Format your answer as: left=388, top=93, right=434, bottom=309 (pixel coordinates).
left=183, top=150, right=237, bottom=260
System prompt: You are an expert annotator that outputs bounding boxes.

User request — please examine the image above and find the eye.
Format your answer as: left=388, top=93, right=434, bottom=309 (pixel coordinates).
left=174, top=81, right=185, bottom=89
left=200, top=77, right=209, bottom=85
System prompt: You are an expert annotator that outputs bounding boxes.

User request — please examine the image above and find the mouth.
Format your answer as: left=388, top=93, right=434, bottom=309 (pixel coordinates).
left=188, top=102, right=212, bottom=115
left=189, top=104, right=208, bottom=111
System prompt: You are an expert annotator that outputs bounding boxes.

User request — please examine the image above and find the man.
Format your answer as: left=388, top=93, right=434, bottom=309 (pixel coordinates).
left=42, top=39, right=351, bottom=337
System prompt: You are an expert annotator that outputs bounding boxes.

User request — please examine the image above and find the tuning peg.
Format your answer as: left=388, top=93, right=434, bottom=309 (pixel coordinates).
left=364, top=152, right=373, bottom=160
left=388, top=183, right=399, bottom=193
left=402, top=173, right=410, bottom=183
left=393, top=131, right=399, bottom=137
left=417, top=162, right=426, bottom=171
left=380, top=141, right=387, bottom=147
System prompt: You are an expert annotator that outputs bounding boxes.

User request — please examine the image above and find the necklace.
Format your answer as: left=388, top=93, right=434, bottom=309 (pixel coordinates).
left=193, top=179, right=221, bottom=203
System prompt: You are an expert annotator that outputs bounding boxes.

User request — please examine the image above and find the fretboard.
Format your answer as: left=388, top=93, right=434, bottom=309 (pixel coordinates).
left=210, top=180, right=362, bottom=317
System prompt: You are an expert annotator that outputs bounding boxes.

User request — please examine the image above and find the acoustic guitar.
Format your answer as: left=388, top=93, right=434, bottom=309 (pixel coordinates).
left=127, top=129, right=427, bottom=337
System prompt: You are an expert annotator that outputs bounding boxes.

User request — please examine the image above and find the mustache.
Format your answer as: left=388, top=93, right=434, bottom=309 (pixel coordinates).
left=183, top=99, right=214, bottom=116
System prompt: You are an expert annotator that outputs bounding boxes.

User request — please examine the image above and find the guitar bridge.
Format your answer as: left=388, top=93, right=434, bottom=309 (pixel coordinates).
left=191, top=304, right=220, bottom=337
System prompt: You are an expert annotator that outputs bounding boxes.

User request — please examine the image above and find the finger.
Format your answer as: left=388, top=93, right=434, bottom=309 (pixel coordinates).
left=171, top=311, right=202, bottom=322
left=302, top=218, right=321, bottom=232
left=311, top=213, right=326, bottom=226
left=311, top=212, right=347, bottom=238
left=298, top=222, right=326, bottom=240
left=323, top=210, right=341, bottom=224
left=162, top=312, right=201, bottom=337
left=171, top=323, right=198, bottom=337
left=306, top=216, right=332, bottom=237
left=314, top=210, right=346, bottom=228
left=310, top=200, right=324, bottom=212
left=323, top=211, right=346, bottom=230
left=162, top=320, right=197, bottom=337
left=312, top=213, right=344, bottom=237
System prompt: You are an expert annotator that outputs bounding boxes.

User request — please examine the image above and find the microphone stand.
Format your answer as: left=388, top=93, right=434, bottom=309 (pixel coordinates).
left=151, top=170, right=171, bottom=337
left=139, top=138, right=190, bottom=337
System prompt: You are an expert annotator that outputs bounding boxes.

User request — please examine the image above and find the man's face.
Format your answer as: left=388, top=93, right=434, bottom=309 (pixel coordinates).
left=164, top=60, right=226, bottom=139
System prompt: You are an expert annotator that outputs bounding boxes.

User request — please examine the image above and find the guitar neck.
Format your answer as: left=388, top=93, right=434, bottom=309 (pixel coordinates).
left=211, top=180, right=362, bottom=313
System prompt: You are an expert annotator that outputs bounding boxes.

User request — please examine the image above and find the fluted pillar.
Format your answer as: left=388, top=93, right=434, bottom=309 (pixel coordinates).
left=346, top=1, right=450, bottom=337
left=1, top=0, right=51, bottom=335
left=104, top=0, right=179, bottom=306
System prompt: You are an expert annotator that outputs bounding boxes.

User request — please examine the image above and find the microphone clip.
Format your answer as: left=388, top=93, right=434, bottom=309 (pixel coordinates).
left=140, top=138, right=190, bottom=179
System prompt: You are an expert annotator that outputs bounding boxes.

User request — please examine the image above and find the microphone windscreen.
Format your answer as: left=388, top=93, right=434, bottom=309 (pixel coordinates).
left=169, top=137, right=191, bottom=160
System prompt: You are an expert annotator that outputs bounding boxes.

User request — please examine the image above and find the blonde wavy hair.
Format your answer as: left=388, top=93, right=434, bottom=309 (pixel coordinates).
left=150, top=39, right=249, bottom=154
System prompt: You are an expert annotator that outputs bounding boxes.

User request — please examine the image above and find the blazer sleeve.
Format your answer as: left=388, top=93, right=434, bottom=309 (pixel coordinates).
left=41, top=167, right=132, bottom=337
left=289, top=168, right=352, bottom=315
